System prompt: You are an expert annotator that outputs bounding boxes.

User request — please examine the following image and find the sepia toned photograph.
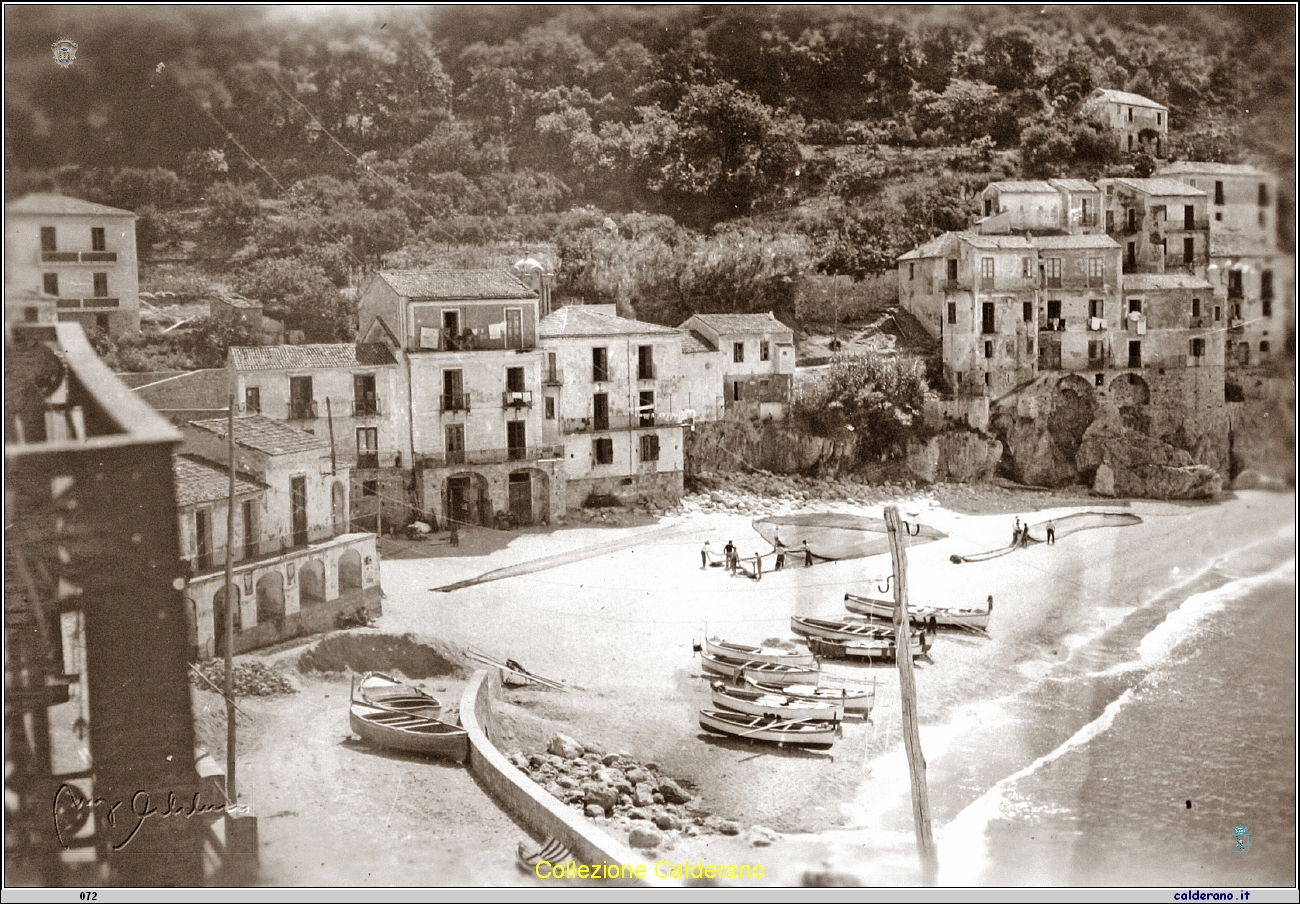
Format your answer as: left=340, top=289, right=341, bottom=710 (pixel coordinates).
left=4, top=4, right=1295, bottom=895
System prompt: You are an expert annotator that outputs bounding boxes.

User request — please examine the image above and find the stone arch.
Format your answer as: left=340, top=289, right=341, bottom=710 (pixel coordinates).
left=332, top=480, right=348, bottom=535
left=444, top=471, right=490, bottom=528
left=299, top=558, right=326, bottom=604
left=1055, top=373, right=1095, bottom=402
left=1109, top=372, right=1151, bottom=407
left=1047, top=374, right=1099, bottom=472
left=256, top=571, right=285, bottom=622
left=338, top=549, right=363, bottom=593
left=213, top=585, right=241, bottom=657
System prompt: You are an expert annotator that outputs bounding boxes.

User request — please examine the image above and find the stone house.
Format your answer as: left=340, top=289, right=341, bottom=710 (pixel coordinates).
left=1031, top=234, right=1123, bottom=372
left=4, top=193, right=141, bottom=337
left=1156, top=161, right=1279, bottom=245
left=1099, top=178, right=1210, bottom=277
left=538, top=305, right=687, bottom=509
left=1084, top=88, right=1168, bottom=157
left=677, top=312, right=795, bottom=418
left=978, top=179, right=1104, bottom=235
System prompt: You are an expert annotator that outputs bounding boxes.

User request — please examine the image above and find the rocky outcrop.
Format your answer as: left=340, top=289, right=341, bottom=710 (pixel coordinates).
left=686, top=419, right=858, bottom=478
left=1076, top=405, right=1223, bottom=499
left=905, top=431, right=1003, bottom=484
left=1227, top=395, right=1296, bottom=484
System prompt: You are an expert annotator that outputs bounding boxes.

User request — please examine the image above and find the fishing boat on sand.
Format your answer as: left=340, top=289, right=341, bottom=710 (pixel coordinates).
left=790, top=615, right=928, bottom=645
left=710, top=680, right=843, bottom=721
left=805, top=632, right=932, bottom=662
left=698, top=709, right=839, bottom=749
left=354, top=671, right=444, bottom=718
left=348, top=701, right=469, bottom=763
left=697, top=650, right=820, bottom=687
left=743, top=676, right=876, bottom=717
left=698, top=636, right=816, bottom=667
left=843, top=593, right=991, bottom=630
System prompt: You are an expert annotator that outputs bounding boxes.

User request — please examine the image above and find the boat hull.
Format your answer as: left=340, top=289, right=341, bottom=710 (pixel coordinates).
left=704, top=636, right=816, bottom=667
left=356, top=671, right=444, bottom=719
left=791, top=615, right=926, bottom=644
left=744, top=678, right=875, bottom=716
left=709, top=681, right=843, bottom=721
left=698, top=709, right=837, bottom=749
left=843, top=594, right=990, bottom=630
left=698, top=651, right=820, bottom=687
left=349, top=703, right=469, bottom=763
left=805, top=635, right=930, bottom=662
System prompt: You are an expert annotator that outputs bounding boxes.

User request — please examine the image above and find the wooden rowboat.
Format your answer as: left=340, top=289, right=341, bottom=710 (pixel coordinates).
left=843, top=593, right=991, bottom=631
left=805, top=632, right=932, bottom=662
left=743, top=677, right=876, bottom=716
left=354, top=671, right=444, bottom=719
left=790, top=615, right=927, bottom=645
left=710, top=680, right=843, bottom=721
left=699, top=635, right=816, bottom=667
left=348, top=702, right=470, bottom=763
left=697, top=651, right=820, bottom=687
left=698, top=709, right=838, bottom=749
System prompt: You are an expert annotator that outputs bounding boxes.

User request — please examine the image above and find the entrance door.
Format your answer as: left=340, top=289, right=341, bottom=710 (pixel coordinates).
left=445, top=424, right=465, bottom=465
left=448, top=476, right=471, bottom=527
left=505, top=308, right=522, bottom=349
left=981, top=302, right=995, bottom=335
left=291, top=476, right=308, bottom=546
left=508, top=472, right=532, bottom=525
left=507, top=421, right=526, bottom=461
left=1128, top=341, right=1142, bottom=369
left=290, top=376, right=313, bottom=420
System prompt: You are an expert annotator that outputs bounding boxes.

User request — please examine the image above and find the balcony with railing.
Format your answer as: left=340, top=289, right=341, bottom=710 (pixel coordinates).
left=416, top=444, right=565, bottom=468
left=355, top=452, right=380, bottom=469
left=351, top=398, right=381, bottom=416
left=288, top=400, right=318, bottom=420
left=1078, top=211, right=1098, bottom=228
left=40, top=250, right=119, bottom=264
left=943, top=278, right=963, bottom=292
left=440, top=393, right=471, bottom=413
left=543, top=366, right=563, bottom=386
left=502, top=390, right=533, bottom=409
left=561, top=413, right=680, bottom=433
left=50, top=297, right=121, bottom=310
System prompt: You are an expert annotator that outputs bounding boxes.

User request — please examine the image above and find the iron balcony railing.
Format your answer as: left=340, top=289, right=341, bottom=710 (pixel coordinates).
left=351, top=398, right=381, bottom=416
left=417, top=445, right=565, bottom=468
left=561, top=413, right=680, bottom=433
left=502, top=390, right=533, bottom=409
left=51, top=297, right=120, bottom=310
left=288, top=400, right=318, bottom=420
left=40, top=250, right=119, bottom=263
left=543, top=367, right=563, bottom=385
left=440, top=393, right=471, bottom=412
left=355, top=453, right=380, bottom=469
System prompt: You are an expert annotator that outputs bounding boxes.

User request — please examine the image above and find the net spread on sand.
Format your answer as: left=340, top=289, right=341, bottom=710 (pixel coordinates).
left=751, top=513, right=946, bottom=562
left=954, top=511, right=1142, bottom=563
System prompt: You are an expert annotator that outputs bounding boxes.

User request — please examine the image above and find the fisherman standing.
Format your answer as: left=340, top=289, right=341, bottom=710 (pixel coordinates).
left=1046, top=521, right=1056, bottom=545
left=754, top=552, right=763, bottom=581
left=803, top=540, right=813, bottom=567
left=701, top=540, right=711, bottom=569
left=774, top=533, right=786, bottom=570
left=724, top=540, right=736, bottom=572
left=1012, top=516, right=1022, bottom=546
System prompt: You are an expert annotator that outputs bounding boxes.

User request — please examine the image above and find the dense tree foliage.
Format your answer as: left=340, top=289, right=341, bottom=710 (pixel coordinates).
left=791, top=354, right=934, bottom=460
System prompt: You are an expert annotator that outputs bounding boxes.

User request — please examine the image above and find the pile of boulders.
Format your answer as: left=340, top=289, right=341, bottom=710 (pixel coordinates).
left=191, top=659, right=297, bottom=696
left=507, top=733, right=742, bottom=852
left=678, top=472, right=925, bottom=518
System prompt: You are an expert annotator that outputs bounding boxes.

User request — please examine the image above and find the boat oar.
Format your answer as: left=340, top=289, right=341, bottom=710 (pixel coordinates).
left=729, top=716, right=805, bottom=738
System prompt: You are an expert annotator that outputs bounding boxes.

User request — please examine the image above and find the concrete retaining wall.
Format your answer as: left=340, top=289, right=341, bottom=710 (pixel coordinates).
left=458, top=670, right=672, bottom=888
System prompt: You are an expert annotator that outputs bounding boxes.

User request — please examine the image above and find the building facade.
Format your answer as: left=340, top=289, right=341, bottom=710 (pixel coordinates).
left=358, top=269, right=563, bottom=528
left=539, top=305, right=688, bottom=508
left=678, top=313, right=795, bottom=418
left=1099, top=177, right=1211, bottom=278
left=1084, top=88, right=1169, bottom=157
left=4, top=193, right=141, bottom=337
left=1032, top=234, right=1123, bottom=373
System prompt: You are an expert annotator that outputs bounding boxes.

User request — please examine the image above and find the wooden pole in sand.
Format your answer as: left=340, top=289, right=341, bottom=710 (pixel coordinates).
left=884, top=505, right=937, bottom=884
left=224, top=395, right=238, bottom=805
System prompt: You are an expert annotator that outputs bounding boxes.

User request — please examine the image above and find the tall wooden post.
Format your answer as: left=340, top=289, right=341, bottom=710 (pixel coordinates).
left=326, top=397, right=336, bottom=476
left=884, top=505, right=938, bottom=884
left=224, top=396, right=237, bottom=805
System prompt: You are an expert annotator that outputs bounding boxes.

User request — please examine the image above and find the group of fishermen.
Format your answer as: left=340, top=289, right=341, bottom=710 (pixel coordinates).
left=701, top=532, right=813, bottom=580
left=1012, top=516, right=1056, bottom=547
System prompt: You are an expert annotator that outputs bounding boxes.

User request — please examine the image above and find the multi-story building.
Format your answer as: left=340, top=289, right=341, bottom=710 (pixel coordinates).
left=1099, top=178, right=1210, bottom=277
left=357, top=269, right=563, bottom=528
left=180, top=415, right=380, bottom=656
left=1084, top=88, right=1169, bottom=158
left=678, top=313, right=796, bottom=418
left=539, top=305, right=688, bottom=508
left=898, top=232, right=1039, bottom=396
left=4, top=193, right=141, bottom=337
left=1155, top=161, right=1278, bottom=244
left=977, top=179, right=1103, bottom=235
left=1032, top=234, right=1123, bottom=373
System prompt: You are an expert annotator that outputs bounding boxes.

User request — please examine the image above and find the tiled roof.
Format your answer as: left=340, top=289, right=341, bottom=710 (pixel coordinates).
left=377, top=269, right=535, bottom=300
left=682, top=330, right=716, bottom=354
left=1048, top=178, right=1100, bottom=193
left=681, top=313, right=793, bottom=335
left=1030, top=235, right=1120, bottom=249
left=188, top=415, right=329, bottom=456
left=229, top=343, right=396, bottom=370
left=1109, top=178, right=1205, bottom=197
left=5, top=192, right=136, bottom=217
left=898, top=233, right=953, bottom=261
left=961, top=234, right=1036, bottom=250
left=173, top=454, right=264, bottom=508
left=1089, top=88, right=1167, bottom=110
left=1122, top=273, right=1213, bottom=291
left=540, top=305, right=682, bottom=339
left=1157, top=162, right=1270, bottom=177
left=986, top=180, right=1057, bottom=193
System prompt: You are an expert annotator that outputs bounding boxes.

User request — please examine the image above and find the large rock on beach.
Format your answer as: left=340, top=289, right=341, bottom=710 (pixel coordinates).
left=656, top=778, right=692, bottom=804
left=628, top=827, right=663, bottom=850
left=633, top=782, right=656, bottom=808
left=1077, top=410, right=1223, bottom=500
left=582, top=782, right=618, bottom=813
left=749, top=825, right=779, bottom=847
left=548, top=733, right=583, bottom=760
left=1093, top=462, right=1116, bottom=496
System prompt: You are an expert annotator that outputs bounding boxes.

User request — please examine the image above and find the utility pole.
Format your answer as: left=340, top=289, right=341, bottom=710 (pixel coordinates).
left=884, top=505, right=938, bottom=884
left=326, top=397, right=336, bottom=476
left=223, top=395, right=237, bottom=806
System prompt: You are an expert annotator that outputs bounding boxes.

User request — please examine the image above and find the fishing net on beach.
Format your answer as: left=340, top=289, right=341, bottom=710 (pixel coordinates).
left=752, top=513, right=946, bottom=562
left=951, top=511, right=1143, bottom=564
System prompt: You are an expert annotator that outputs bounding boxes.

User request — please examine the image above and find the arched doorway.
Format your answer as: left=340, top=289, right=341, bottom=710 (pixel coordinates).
left=213, top=585, right=241, bottom=657
left=332, top=481, right=348, bottom=535
left=338, top=549, right=362, bottom=593
left=444, top=471, right=490, bottom=528
left=256, top=571, right=285, bottom=622
left=1109, top=372, right=1151, bottom=407
left=508, top=468, right=550, bottom=526
left=299, top=558, right=326, bottom=604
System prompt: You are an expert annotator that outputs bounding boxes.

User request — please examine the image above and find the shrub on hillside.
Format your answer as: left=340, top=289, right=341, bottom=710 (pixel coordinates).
left=791, top=353, right=934, bottom=461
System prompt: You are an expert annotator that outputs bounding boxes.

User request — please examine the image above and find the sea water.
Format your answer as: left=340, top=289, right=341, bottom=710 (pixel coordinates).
left=929, top=531, right=1296, bottom=887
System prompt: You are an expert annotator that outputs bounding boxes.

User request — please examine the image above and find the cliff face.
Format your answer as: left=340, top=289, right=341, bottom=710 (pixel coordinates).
left=905, top=431, right=1003, bottom=483
left=1076, top=403, right=1223, bottom=499
left=684, top=418, right=859, bottom=478
left=1226, top=387, right=1296, bottom=484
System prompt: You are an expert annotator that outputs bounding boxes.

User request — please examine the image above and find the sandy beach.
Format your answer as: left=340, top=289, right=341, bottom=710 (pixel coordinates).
left=209, top=483, right=1296, bottom=887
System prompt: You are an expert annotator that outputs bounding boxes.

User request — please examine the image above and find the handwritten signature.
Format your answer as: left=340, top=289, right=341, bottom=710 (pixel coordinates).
left=53, top=783, right=245, bottom=850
